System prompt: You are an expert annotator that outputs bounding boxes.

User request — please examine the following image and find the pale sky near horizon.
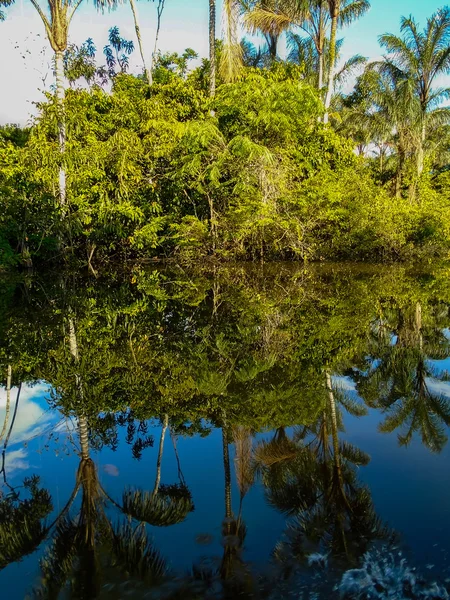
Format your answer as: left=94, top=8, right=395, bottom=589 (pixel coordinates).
left=0, top=0, right=448, bottom=125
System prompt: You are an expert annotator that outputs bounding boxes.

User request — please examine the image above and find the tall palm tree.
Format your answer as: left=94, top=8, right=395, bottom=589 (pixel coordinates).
left=377, top=8, right=450, bottom=177
left=209, top=0, right=217, bottom=96
left=341, top=67, right=422, bottom=196
left=323, top=0, right=369, bottom=123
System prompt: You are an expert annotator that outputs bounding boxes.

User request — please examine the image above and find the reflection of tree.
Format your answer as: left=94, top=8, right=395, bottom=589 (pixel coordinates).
left=259, top=376, right=391, bottom=570
left=0, top=365, right=12, bottom=442
left=356, top=301, right=450, bottom=452
left=0, top=314, right=192, bottom=597
left=0, top=476, right=52, bottom=571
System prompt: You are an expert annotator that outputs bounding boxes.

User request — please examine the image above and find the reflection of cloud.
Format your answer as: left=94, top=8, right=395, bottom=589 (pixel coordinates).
left=3, top=448, right=29, bottom=473
left=0, top=382, right=55, bottom=446
left=0, top=382, right=59, bottom=479
left=333, top=376, right=356, bottom=392
left=427, top=379, right=450, bottom=399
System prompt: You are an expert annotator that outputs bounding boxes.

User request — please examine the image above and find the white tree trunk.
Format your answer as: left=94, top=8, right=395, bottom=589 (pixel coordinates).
left=55, top=51, right=67, bottom=208
left=129, top=0, right=152, bottom=86
left=0, top=365, right=12, bottom=442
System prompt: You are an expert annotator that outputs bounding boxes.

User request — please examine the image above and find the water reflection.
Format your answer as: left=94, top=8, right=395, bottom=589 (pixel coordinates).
left=0, top=264, right=450, bottom=598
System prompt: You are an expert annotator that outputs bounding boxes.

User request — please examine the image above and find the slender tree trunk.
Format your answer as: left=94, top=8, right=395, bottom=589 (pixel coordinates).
left=323, top=3, right=339, bottom=124
left=222, top=427, right=232, bottom=520
left=417, top=119, right=426, bottom=178
left=79, top=415, right=90, bottom=461
left=396, top=145, right=405, bottom=198
left=318, top=51, right=324, bottom=93
left=68, top=316, right=91, bottom=460
left=325, top=371, right=349, bottom=508
left=151, top=0, right=166, bottom=73
left=55, top=50, right=67, bottom=208
left=152, top=413, right=169, bottom=497
left=317, top=1, right=325, bottom=94
left=129, top=0, right=152, bottom=86
left=0, top=366, right=12, bottom=442
left=415, top=301, right=423, bottom=352
left=209, top=0, right=216, bottom=97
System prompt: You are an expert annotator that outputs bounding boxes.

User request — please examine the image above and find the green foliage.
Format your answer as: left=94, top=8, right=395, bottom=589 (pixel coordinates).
left=1, top=50, right=450, bottom=267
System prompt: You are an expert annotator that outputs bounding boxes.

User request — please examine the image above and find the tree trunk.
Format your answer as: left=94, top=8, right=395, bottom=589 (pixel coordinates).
left=318, top=51, right=324, bottom=93
left=0, top=366, right=12, bottom=442
left=323, top=3, right=339, bottom=124
left=325, top=371, right=348, bottom=507
left=209, top=0, right=216, bottom=97
left=151, top=0, right=166, bottom=73
left=79, top=414, right=90, bottom=461
left=152, top=413, right=169, bottom=497
left=68, top=316, right=91, bottom=460
left=55, top=50, right=67, bottom=208
left=417, top=119, right=426, bottom=178
left=317, top=1, right=325, bottom=94
left=222, top=427, right=232, bottom=520
left=129, top=0, right=152, bottom=86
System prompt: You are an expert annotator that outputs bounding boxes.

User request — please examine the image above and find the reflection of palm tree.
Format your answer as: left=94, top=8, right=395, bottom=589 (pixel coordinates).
left=259, top=376, right=390, bottom=569
left=357, top=302, right=450, bottom=453
left=122, top=413, right=194, bottom=528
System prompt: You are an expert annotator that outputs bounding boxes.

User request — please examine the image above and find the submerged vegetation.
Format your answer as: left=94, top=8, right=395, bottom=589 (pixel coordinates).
left=1, top=3, right=450, bottom=267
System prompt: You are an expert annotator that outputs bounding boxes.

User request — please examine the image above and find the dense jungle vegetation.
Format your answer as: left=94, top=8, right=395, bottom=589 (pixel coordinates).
left=2, top=1, right=450, bottom=268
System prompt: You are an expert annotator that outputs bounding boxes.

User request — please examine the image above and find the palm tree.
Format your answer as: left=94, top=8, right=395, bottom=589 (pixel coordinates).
left=323, top=0, right=369, bottom=123
left=243, top=0, right=369, bottom=112
left=288, top=34, right=366, bottom=92
left=377, top=8, right=450, bottom=177
left=341, top=67, right=422, bottom=196
left=209, top=0, right=217, bottom=96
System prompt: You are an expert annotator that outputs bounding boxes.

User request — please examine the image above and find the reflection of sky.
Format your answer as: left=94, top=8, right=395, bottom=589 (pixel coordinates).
left=0, top=383, right=59, bottom=479
left=335, top=375, right=450, bottom=575
left=1, top=374, right=450, bottom=598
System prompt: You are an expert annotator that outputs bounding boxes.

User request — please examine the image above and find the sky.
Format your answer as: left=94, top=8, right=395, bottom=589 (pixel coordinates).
left=0, top=0, right=447, bottom=124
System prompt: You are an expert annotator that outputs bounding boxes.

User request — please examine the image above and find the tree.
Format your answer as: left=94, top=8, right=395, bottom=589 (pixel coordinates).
left=209, top=0, right=216, bottom=96
left=378, top=8, right=450, bottom=177
left=355, top=301, right=450, bottom=453
left=323, top=0, right=369, bottom=122
left=103, top=26, right=135, bottom=77
left=243, top=0, right=369, bottom=114
left=0, top=0, right=111, bottom=209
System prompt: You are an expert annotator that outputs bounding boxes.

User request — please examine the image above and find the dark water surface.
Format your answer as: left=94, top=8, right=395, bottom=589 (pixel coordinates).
left=1, top=263, right=450, bottom=599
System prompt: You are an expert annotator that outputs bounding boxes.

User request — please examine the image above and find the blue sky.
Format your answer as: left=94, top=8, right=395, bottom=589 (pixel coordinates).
left=0, top=0, right=447, bottom=123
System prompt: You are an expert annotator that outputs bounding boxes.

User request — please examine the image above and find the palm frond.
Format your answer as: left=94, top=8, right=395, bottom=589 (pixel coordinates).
left=110, top=522, right=167, bottom=583
left=122, top=487, right=194, bottom=527
left=220, top=0, right=243, bottom=82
